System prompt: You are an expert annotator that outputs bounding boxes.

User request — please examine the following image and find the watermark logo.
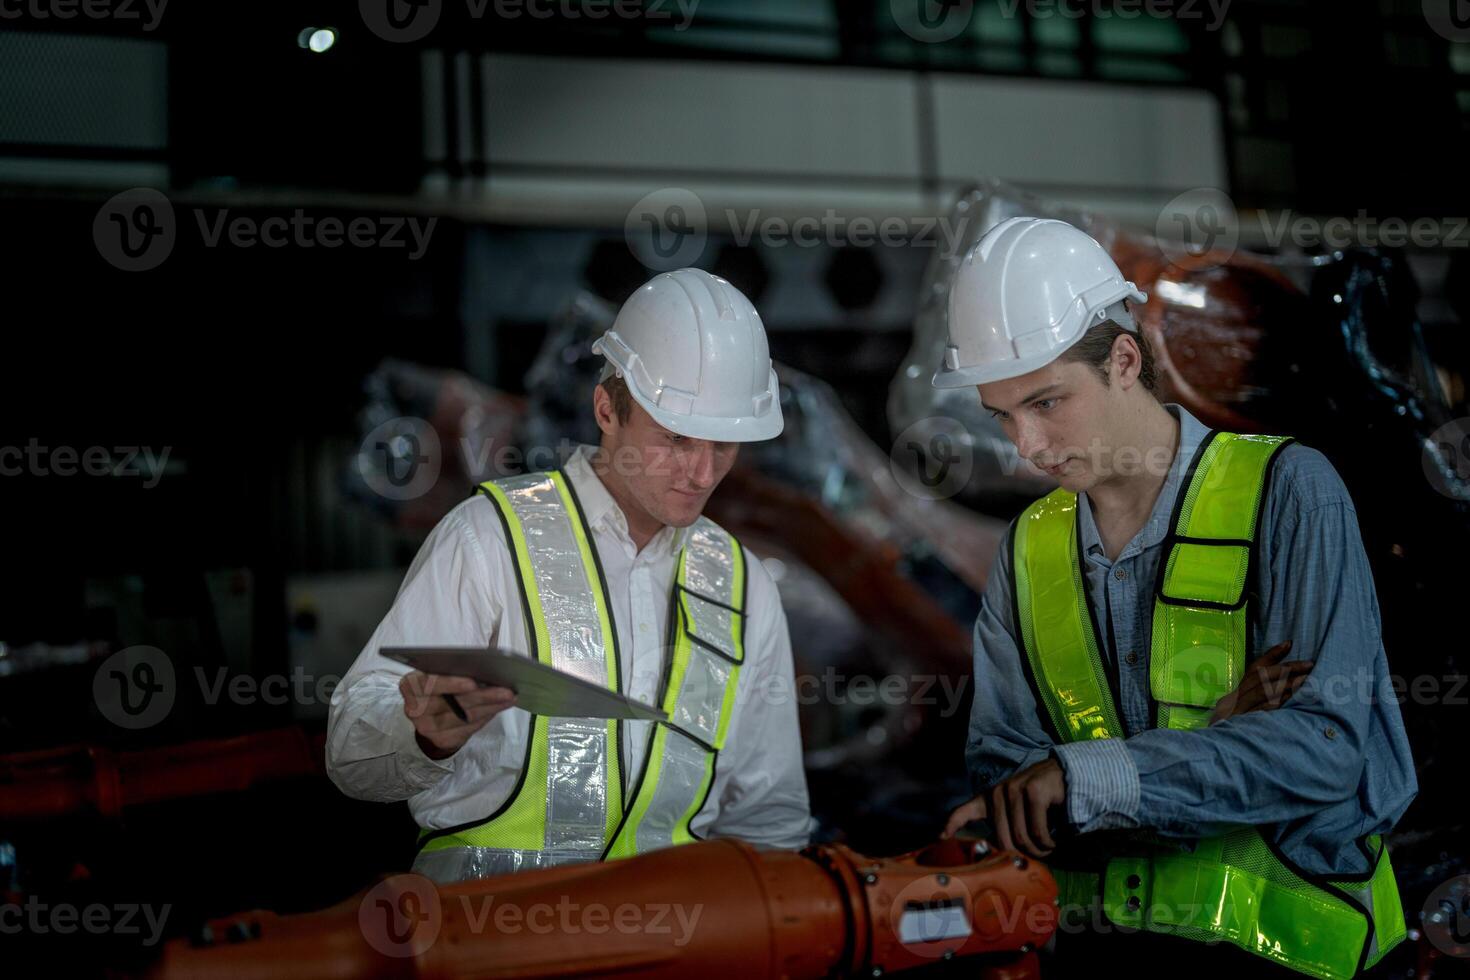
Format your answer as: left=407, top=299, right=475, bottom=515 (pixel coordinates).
left=94, top=188, right=176, bottom=272
left=93, top=647, right=344, bottom=729
left=1424, top=0, right=1470, bottom=42
left=1423, top=875, right=1470, bottom=958
left=360, top=0, right=698, bottom=43
left=357, top=416, right=444, bottom=501
left=93, top=646, right=176, bottom=730
left=1423, top=418, right=1470, bottom=500
left=1156, top=188, right=1470, bottom=272
left=625, top=187, right=707, bottom=271
left=891, top=0, right=975, bottom=43
left=1156, top=187, right=1240, bottom=270
left=359, top=874, right=443, bottom=958
left=890, top=416, right=975, bottom=501
left=359, top=0, right=443, bottom=43
left=892, top=0, right=1229, bottom=42
left=93, top=190, right=437, bottom=271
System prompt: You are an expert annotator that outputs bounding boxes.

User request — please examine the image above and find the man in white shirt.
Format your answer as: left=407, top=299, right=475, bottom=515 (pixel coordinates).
left=327, top=268, right=811, bottom=882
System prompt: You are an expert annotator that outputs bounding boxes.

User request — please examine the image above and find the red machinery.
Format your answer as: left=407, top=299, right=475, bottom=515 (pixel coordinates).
left=143, top=836, right=1057, bottom=980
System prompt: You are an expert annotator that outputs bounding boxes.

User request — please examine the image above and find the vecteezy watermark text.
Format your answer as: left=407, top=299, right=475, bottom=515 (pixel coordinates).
left=0, top=897, right=171, bottom=946
left=357, top=0, right=699, bottom=44
left=1158, top=188, right=1470, bottom=269
left=357, top=874, right=704, bottom=958
left=0, top=440, right=170, bottom=487
left=889, top=0, right=1231, bottom=44
left=94, top=188, right=437, bottom=272
left=0, top=0, right=168, bottom=30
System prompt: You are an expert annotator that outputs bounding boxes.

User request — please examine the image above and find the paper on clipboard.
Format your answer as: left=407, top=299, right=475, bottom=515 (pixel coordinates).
left=381, top=646, right=668, bottom=721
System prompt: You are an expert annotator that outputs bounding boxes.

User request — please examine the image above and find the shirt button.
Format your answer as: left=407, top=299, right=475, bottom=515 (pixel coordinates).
left=1114, top=568, right=1127, bottom=581
left=1324, top=726, right=1338, bottom=740
left=1125, top=652, right=1139, bottom=666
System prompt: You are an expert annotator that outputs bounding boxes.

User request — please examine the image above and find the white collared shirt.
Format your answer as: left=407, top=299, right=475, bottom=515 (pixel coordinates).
left=326, top=445, right=812, bottom=849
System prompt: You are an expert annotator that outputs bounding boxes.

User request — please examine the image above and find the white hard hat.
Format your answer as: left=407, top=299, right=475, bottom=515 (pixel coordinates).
left=933, top=217, right=1148, bottom=388
left=592, top=268, right=783, bottom=442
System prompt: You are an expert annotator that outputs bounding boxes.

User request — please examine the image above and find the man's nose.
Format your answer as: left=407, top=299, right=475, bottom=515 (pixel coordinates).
left=684, top=442, right=716, bottom=488
left=1013, top=416, right=1048, bottom=463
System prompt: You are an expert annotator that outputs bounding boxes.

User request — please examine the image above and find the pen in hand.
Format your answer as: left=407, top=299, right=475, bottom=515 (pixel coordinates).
left=443, top=693, right=469, bottom=722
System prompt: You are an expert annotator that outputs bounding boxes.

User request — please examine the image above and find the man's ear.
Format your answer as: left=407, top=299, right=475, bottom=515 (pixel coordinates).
left=593, top=383, right=618, bottom=437
left=1111, top=332, right=1143, bottom=390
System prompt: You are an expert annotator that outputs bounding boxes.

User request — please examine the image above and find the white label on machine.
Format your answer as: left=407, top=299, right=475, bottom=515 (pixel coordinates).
left=899, top=901, right=972, bottom=944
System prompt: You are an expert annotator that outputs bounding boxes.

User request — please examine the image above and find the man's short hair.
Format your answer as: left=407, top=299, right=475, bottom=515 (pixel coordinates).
left=598, top=368, right=635, bottom=424
left=1059, top=302, right=1158, bottom=392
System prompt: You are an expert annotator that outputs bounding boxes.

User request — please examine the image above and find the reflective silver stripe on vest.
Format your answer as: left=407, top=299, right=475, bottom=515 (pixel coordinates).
left=497, top=472, right=613, bottom=856
left=633, top=730, right=712, bottom=853
left=672, top=519, right=740, bottom=744
left=413, top=845, right=601, bottom=884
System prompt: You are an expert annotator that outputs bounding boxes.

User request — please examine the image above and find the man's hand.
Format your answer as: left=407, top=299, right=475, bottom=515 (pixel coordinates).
left=400, top=670, right=517, bottom=761
left=1209, top=640, right=1313, bottom=725
left=941, top=757, right=1067, bottom=860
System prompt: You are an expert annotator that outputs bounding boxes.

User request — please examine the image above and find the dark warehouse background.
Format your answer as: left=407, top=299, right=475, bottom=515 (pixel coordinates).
left=1, top=1, right=1468, bottom=977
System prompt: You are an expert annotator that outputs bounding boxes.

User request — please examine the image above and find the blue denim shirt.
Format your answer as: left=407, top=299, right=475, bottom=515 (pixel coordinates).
left=966, top=403, right=1418, bottom=876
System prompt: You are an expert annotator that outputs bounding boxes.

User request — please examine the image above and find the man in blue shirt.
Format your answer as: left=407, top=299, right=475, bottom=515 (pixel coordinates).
left=931, top=218, right=1417, bottom=978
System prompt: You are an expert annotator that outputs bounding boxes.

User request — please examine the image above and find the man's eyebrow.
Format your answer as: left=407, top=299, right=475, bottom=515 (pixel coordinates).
left=980, top=384, right=1063, bottom=414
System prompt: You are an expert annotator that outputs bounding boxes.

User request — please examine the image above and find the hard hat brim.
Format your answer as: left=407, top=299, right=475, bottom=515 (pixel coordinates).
left=622, top=366, right=785, bottom=442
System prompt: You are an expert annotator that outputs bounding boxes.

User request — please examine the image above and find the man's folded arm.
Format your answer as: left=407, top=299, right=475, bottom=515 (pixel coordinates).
left=1055, top=498, right=1391, bottom=838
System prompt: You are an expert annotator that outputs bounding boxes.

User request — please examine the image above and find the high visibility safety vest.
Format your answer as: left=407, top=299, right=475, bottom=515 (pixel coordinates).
left=411, top=469, right=748, bottom=883
left=1010, top=431, right=1407, bottom=980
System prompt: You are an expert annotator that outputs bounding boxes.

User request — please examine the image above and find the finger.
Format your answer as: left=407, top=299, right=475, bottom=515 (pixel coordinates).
left=1265, top=675, right=1311, bottom=707
left=409, top=673, right=483, bottom=698
left=1232, top=690, right=1271, bottom=715
left=1257, top=640, right=1294, bottom=665
left=417, top=702, right=509, bottom=745
left=1259, top=665, right=1312, bottom=701
left=1026, top=785, right=1056, bottom=854
left=990, top=786, right=1013, bottom=855
left=942, top=797, right=986, bottom=839
left=1006, top=783, right=1036, bottom=858
left=448, top=686, right=518, bottom=709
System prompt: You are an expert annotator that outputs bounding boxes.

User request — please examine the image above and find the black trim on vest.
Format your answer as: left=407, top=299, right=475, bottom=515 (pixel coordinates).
left=1262, top=833, right=1379, bottom=974
left=1149, top=430, right=1222, bottom=609
left=601, top=542, right=689, bottom=859
left=415, top=484, right=541, bottom=849
left=1244, top=438, right=1296, bottom=669
left=689, top=542, right=749, bottom=841
left=1007, top=519, right=1066, bottom=746
left=679, top=585, right=742, bottom=615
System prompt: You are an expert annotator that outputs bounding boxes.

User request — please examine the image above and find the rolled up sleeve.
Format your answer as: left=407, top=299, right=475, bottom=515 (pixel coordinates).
left=325, top=504, right=502, bottom=803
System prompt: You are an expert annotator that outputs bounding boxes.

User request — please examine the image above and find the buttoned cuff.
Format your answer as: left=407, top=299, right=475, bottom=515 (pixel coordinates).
left=391, top=709, right=456, bottom=791
left=1052, top=739, right=1141, bottom=832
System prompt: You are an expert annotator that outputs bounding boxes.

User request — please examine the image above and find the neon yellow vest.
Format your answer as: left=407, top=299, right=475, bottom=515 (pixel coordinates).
left=412, top=469, right=747, bottom=881
left=1011, top=431, right=1406, bottom=980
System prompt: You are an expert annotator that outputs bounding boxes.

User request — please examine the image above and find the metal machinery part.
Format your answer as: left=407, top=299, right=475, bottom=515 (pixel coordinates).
left=143, top=836, right=1057, bottom=980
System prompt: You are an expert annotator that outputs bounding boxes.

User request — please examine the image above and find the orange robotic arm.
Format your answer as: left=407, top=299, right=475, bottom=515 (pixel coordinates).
left=144, top=837, right=1056, bottom=980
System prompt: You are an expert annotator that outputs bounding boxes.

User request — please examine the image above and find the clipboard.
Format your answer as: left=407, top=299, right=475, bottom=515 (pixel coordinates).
left=381, top=645, right=668, bottom=722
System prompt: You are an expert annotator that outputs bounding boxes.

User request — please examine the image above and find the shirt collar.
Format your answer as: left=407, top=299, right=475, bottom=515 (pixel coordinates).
left=562, top=445, right=689, bottom=556
left=1078, top=403, right=1209, bottom=560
